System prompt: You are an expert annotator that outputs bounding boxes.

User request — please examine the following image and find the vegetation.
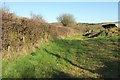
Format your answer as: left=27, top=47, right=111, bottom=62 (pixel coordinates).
left=1, top=8, right=119, bottom=78
left=2, top=11, right=103, bottom=58
left=2, top=11, right=82, bottom=57
left=30, top=12, right=46, bottom=23
left=2, top=35, right=120, bottom=78
left=57, top=14, right=76, bottom=27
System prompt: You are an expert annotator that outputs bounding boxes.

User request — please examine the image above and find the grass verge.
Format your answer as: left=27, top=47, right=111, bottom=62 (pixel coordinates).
left=2, top=35, right=120, bottom=78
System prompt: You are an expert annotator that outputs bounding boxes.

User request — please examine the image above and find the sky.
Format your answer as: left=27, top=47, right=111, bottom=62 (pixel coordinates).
left=0, top=2, right=118, bottom=23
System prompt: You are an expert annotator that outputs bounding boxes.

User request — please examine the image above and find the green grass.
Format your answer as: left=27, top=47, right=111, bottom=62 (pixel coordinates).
left=2, top=35, right=120, bottom=78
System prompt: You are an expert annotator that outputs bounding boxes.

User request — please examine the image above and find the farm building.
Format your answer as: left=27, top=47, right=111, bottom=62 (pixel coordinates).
left=102, top=24, right=117, bottom=29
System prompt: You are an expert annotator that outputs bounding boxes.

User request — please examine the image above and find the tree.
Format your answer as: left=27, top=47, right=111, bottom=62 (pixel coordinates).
left=57, top=14, right=76, bottom=27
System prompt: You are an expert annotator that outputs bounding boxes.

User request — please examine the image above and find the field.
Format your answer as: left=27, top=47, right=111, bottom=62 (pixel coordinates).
left=1, top=8, right=120, bottom=79
left=2, top=35, right=120, bottom=78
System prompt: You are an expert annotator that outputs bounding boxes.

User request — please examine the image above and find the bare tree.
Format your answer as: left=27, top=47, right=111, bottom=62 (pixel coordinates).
left=30, top=12, right=46, bottom=23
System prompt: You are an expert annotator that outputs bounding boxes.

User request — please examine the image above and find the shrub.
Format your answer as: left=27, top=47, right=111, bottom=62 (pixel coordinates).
left=0, top=5, right=10, bottom=14
left=57, top=14, right=76, bottom=27
left=30, top=12, right=46, bottom=23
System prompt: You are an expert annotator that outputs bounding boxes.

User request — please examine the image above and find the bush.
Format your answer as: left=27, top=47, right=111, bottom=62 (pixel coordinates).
left=30, top=12, right=46, bottom=23
left=57, top=14, right=76, bottom=27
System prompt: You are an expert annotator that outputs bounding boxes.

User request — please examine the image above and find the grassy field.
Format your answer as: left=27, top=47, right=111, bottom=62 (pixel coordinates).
left=2, top=35, right=120, bottom=78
